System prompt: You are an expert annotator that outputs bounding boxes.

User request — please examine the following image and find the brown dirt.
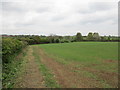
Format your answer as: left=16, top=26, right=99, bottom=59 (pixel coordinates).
left=14, top=46, right=45, bottom=88
left=35, top=46, right=107, bottom=88
left=103, top=60, right=118, bottom=63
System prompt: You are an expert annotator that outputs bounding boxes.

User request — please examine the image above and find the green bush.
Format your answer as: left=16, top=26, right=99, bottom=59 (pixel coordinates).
left=2, top=38, right=27, bottom=64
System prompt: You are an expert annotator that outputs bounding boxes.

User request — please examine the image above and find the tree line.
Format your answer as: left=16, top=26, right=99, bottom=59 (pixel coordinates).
left=76, top=32, right=119, bottom=42
left=2, top=32, right=120, bottom=64
left=2, top=32, right=119, bottom=45
left=2, top=32, right=120, bottom=63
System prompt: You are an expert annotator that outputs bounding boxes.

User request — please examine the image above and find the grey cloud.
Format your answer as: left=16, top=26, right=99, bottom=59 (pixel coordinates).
left=36, top=7, right=49, bottom=13
left=78, top=10, right=92, bottom=14
left=78, top=2, right=114, bottom=14
left=80, top=16, right=116, bottom=25
left=1, top=0, right=118, bottom=36
left=90, top=2, right=113, bottom=11
left=51, top=16, right=65, bottom=21
left=15, top=23, right=34, bottom=27
left=2, top=2, right=25, bottom=12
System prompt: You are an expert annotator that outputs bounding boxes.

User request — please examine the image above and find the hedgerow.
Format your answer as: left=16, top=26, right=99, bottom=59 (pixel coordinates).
left=2, top=37, right=28, bottom=88
left=2, top=38, right=27, bottom=64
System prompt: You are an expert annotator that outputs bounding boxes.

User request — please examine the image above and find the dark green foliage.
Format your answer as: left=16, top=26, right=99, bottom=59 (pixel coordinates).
left=51, top=38, right=55, bottom=43
left=2, top=38, right=28, bottom=88
left=2, top=48, right=28, bottom=88
left=33, top=36, right=41, bottom=44
left=76, top=32, right=83, bottom=41
left=64, top=40, right=69, bottom=43
left=2, top=38, right=27, bottom=64
left=55, top=39, right=60, bottom=43
left=40, top=38, right=50, bottom=44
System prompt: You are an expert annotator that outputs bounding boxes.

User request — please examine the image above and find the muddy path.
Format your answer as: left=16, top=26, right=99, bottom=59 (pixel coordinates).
left=14, top=46, right=45, bottom=88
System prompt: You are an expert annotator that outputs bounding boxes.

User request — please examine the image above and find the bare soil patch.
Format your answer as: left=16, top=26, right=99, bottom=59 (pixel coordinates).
left=103, top=60, right=118, bottom=63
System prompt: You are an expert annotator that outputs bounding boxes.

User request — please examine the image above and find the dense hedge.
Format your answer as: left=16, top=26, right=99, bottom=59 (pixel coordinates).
left=2, top=38, right=27, bottom=64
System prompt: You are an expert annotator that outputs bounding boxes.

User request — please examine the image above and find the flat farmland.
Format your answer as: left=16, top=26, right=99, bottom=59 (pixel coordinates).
left=39, top=42, right=118, bottom=88
left=40, top=42, right=118, bottom=62
left=14, top=42, right=118, bottom=88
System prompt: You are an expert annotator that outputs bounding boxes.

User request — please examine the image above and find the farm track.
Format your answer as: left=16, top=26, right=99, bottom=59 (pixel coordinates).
left=15, top=45, right=118, bottom=88
left=14, top=46, right=45, bottom=88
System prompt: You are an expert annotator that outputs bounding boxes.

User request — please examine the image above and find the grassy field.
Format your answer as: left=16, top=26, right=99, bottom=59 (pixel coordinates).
left=38, top=42, right=118, bottom=88
left=40, top=42, right=118, bottom=61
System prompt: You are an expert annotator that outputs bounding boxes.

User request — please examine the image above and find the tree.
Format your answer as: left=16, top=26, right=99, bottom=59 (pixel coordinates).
left=93, top=33, right=100, bottom=41
left=108, top=35, right=111, bottom=41
left=33, top=36, right=41, bottom=44
left=87, top=32, right=93, bottom=41
left=100, top=36, right=105, bottom=41
left=51, top=38, right=55, bottom=43
left=55, top=39, right=60, bottom=43
left=76, top=32, right=83, bottom=41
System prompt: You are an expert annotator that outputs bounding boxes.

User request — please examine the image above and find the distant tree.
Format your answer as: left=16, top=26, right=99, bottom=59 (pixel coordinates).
left=93, top=33, right=100, bottom=41
left=76, top=32, right=83, bottom=41
left=58, top=36, right=63, bottom=39
left=40, top=38, right=50, bottom=44
left=51, top=38, right=54, bottom=43
left=33, top=36, right=41, bottom=44
left=55, top=39, right=60, bottom=43
left=87, top=32, right=93, bottom=41
left=111, top=36, right=119, bottom=41
left=102, top=36, right=109, bottom=41
left=108, top=35, right=112, bottom=41
left=100, top=36, right=105, bottom=41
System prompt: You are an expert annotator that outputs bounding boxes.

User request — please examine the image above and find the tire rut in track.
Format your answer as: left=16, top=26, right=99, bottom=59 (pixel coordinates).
left=14, top=46, right=45, bottom=88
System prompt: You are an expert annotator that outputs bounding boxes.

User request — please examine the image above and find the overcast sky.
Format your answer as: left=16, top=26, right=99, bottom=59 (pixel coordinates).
left=0, top=0, right=119, bottom=36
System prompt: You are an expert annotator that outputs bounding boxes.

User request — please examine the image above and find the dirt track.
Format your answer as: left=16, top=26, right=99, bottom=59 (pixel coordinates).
left=14, top=46, right=45, bottom=88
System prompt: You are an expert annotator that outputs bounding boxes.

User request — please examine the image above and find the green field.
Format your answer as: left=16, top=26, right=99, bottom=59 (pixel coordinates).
left=38, top=42, right=118, bottom=88
left=40, top=42, right=118, bottom=71
left=40, top=42, right=118, bottom=62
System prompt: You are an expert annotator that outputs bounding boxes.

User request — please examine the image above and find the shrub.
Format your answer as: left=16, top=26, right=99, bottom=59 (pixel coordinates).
left=2, top=38, right=27, bottom=64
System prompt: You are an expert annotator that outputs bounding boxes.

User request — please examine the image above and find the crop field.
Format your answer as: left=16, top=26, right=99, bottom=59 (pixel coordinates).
left=38, top=42, right=118, bottom=88
left=40, top=42, right=118, bottom=62
left=3, top=42, right=118, bottom=88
